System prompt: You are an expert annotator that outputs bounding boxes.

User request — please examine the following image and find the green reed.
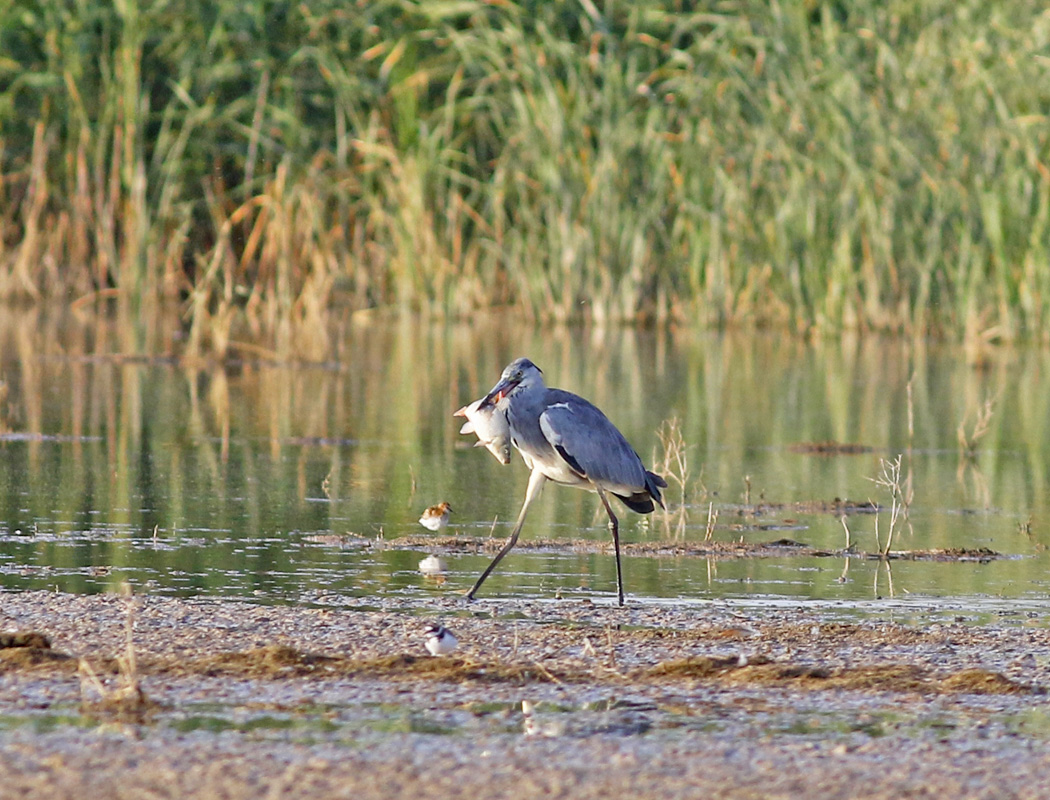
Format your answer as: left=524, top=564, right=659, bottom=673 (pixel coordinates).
left=1, top=0, right=1048, bottom=354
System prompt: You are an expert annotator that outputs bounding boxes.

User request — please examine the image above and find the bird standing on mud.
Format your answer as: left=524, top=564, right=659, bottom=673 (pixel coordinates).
left=462, top=357, right=666, bottom=606
left=419, top=502, right=453, bottom=532
left=424, top=623, right=458, bottom=656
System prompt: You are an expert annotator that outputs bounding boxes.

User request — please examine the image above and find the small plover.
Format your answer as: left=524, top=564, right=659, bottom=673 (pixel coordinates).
left=419, top=502, right=452, bottom=532
left=424, top=623, right=458, bottom=656
left=454, top=398, right=512, bottom=465
left=418, top=554, right=448, bottom=576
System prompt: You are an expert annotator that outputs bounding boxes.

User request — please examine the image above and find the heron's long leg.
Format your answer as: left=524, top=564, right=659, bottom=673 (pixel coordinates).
left=466, top=469, right=547, bottom=601
left=596, top=487, right=624, bottom=607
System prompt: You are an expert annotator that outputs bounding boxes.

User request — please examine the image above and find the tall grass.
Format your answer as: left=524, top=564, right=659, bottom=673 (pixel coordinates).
left=1, top=1, right=1049, bottom=354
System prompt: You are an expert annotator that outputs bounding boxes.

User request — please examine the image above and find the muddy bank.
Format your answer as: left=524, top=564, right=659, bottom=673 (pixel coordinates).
left=2, top=590, right=1050, bottom=799
left=380, top=533, right=1004, bottom=562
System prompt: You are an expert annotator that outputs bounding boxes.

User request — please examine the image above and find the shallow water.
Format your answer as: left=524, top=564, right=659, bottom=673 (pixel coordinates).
left=5, top=693, right=1047, bottom=746
left=1, top=313, right=1049, bottom=615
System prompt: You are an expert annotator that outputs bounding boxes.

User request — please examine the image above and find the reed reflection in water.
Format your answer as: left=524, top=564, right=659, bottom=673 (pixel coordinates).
left=0, top=308, right=1048, bottom=607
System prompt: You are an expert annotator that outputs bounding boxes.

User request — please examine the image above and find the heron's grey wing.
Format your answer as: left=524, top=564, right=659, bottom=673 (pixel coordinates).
left=538, top=394, right=648, bottom=495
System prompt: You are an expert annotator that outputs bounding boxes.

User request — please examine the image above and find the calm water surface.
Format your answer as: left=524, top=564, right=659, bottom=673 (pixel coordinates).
left=1, top=313, right=1049, bottom=618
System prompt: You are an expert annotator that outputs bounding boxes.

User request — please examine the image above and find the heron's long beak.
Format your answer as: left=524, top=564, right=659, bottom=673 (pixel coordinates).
left=480, top=377, right=518, bottom=408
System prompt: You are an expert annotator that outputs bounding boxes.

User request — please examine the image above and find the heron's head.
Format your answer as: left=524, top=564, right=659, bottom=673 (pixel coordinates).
left=481, top=357, right=543, bottom=407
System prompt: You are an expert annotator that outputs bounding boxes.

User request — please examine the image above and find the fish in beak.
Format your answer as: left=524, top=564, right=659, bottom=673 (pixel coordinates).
left=455, top=398, right=512, bottom=464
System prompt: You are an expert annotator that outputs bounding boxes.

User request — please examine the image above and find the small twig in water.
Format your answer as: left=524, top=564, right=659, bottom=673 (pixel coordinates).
left=704, top=502, right=718, bottom=542
left=868, top=454, right=907, bottom=557
left=654, top=416, right=691, bottom=509
left=957, top=396, right=996, bottom=460
left=873, top=558, right=895, bottom=599
left=906, top=372, right=915, bottom=443
left=837, top=556, right=850, bottom=584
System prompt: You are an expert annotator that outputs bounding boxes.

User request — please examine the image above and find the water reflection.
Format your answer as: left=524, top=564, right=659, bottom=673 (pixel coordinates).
left=0, top=309, right=1048, bottom=609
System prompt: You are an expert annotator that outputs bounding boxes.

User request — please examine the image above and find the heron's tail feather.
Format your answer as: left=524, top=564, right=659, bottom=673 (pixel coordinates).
left=615, top=492, right=656, bottom=513
left=646, top=470, right=667, bottom=510
left=615, top=471, right=667, bottom=514
left=648, top=471, right=668, bottom=489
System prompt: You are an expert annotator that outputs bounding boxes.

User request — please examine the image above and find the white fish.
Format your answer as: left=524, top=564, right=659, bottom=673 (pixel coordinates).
left=455, top=398, right=512, bottom=465
left=424, top=623, right=458, bottom=656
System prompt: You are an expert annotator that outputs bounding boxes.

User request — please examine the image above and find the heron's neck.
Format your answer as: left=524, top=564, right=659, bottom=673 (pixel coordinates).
left=505, top=389, right=548, bottom=444
left=510, top=387, right=545, bottom=416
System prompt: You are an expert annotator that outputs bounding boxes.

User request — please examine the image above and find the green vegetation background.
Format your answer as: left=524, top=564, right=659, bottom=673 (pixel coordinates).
left=2, top=0, right=1048, bottom=353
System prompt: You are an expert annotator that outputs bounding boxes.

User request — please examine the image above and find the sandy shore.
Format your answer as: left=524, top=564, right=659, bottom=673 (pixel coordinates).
left=2, top=590, right=1050, bottom=799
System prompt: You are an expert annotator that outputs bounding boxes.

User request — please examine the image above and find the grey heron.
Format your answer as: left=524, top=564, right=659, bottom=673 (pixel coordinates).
left=464, top=357, right=667, bottom=606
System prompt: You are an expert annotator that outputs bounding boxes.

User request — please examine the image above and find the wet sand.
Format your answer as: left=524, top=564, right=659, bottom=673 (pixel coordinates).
left=2, top=590, right=1050, bottom=799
